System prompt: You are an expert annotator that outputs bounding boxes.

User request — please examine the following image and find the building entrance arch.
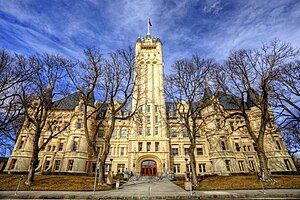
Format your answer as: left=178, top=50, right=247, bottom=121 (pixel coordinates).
left=141, top=160, right=157, bottom=176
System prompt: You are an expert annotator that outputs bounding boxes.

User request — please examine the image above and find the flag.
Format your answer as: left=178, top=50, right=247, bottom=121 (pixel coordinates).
left=148, top=18, right=152, bottom=26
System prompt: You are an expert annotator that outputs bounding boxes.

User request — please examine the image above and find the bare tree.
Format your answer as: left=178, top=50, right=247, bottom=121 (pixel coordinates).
left=213, top=40, right=299, bottom=181
left=16, top=54, right=72, bottom=185
left=97, top=48, right=139, bottom=185
left=165, top=56, right=212, bottom=186
left=0, top=50, right=28, bottom=156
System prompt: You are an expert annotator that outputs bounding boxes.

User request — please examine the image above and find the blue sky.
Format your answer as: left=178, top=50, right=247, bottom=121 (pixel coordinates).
left=0, top=0, right=300, bottom=69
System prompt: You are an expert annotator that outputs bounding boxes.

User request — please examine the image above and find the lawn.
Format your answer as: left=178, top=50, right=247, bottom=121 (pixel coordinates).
left=0, top=174, right=112, bottom=191
left=173, top=175, right=300, bottom=190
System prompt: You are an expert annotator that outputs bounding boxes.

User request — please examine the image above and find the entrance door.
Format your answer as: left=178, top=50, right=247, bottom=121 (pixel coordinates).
left=141, top=160, right=157, bottom=176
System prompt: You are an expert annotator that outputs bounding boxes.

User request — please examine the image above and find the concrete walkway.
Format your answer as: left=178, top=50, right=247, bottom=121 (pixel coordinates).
left=0, top=180, right=299, bottom=199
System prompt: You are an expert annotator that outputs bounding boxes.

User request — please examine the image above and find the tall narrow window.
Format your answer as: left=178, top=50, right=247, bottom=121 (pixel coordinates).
left=155, top=142, right=159, bottom=151
left=121, top=128, right=127, bottom=138
left=155, top=116, right=158, bottom=124
left=54, top=160, right=61, bottom=171
left=147, top=116, right=151, bottom=124
left=117, top=164, right=125, bottom=173
left=225, top=160, right=231, bottom=171
left=68, top=160, right=74, bottom=171
left=138, top=127, right=143, bottom=135
left=155, top=105, right=158, bottom=113
left=155, top=127, right=158, bottom=135
left=98, top=126, right=104, bottom=137
left=9, top=159, right=17, bottom=170
left=18, top=136, right=26, bottom=150
left=220, top=140, right=227, bottom=150
left=248, top=158, right=255, bottom=170
left=230, top=122, right=234, bottom=131
left=238, top=161, right=245, bottom=171
left=235, top=143, right=241, bottom=151
left=184, top=148, right=189, bottom=156
left=147, top=105, right=151, bottom=112
left=284, top=159, right=291, bottom=170
left=72, top=137, right=79, bottom=151
left=120, top=147, right=125, bottom=156
left=147, top=127, right=151, bottom=135
left=173, top=164, right=180, bottom=173
left=276, top=140, right=282, bottom=150
left=59, top=142, right=64, bottom=151
left=108, top=147, right=112, bottom=155
left=147, top=142, right=151, bottom=151
left=138, top=142, right=143, bottom=151
left=76, top=119, right=83, bottom=129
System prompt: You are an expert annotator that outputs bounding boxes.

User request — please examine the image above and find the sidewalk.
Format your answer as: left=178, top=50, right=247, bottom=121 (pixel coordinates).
left=0, top=180, right=299, bottom=199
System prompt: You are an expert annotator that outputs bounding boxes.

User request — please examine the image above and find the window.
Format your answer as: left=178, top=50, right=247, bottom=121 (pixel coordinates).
left=121, top=128, right=127, bottom=138
left=155, top=142, right=159, bottom=151
left=76, top=119, right=83, bottom=129
left=139, top=105, right=143, bottom=112
left=197, top=148, right=203, bottom=155
left=155, top=116, right=158, bottom=124
left=138, top=127, right=143, bottom=135
left=220, top=140, right=227, bottom=150
left=138, top=142, right=143, bottom=151
left=58, top=143, right=64, bottom=151
left=147, top=116, right=151, bottom=124
left=54, top=160, right=61, bottom=171
left=172, top=148, right=179, bottom=156
left=216, top=119, right=221, bottom=129
left=47, top=145, right=52, bottom=151
left=225, top=160, right=231, bottom=171
left=9, top=159, right=17, bottom=170
left=243, top=145, right=247, bottom=151
left=98, top=126, right=104, bottom=137
left=117, top=164, right=125, bottom=173
left=44, top=160, right=51, bottom=170
left=247, top=146, right=251, bottom=151
left=52, top=146, right=56, bottom=151
left=108, top=147, right=112, bottom=155
left=147, top=105, right=151, bottom=112
left=18, top=137, right=26, bottom=149
left=171, top=130, right=177, bottom=137
left=184, top=148, right=189, bottom=156
left=284, top=159, right=291, bottom=170
left=276, top=140, right=282, bottom=150
left=183, top=130, right=189, bottom=137
left=199, top=164, right=206, bottom=173
left=120, top=147, right=125, bottom=156
left=187, top=164, right=192, bottom=172
left=147, top=142, right=151, bottom=151
left=72, top=137, right=78, bottom=151
left=173, top=164, right=180, bottom=173
left=248, top=158, right=255, bottom=170
left=67, top=160, right=74, bottom=171
left=155, top=105, right=158, bottom=113
left=230, top=122, right=234, bottom=131
left=155, top=127, right=158, bottom=135
left=105, top=164, right=111, bottom=172
left=147, top=127, right=151, bottom=135
left=235, top=143, right=241, bottom=152
left=238, top=161, right=245, bottom=171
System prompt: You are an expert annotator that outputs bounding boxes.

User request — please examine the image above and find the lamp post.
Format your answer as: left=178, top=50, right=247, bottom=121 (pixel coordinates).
left=185, top=158, right=188, bottom=172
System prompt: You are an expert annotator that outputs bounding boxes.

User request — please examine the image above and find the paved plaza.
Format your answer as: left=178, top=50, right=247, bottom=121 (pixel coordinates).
left=0, top=180, right=299, bottom=199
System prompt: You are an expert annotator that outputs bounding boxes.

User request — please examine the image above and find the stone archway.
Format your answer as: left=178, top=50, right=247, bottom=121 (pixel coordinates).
left=141, top=160, right=157, bottom=176
left=135, top=155, right=163, bottom=175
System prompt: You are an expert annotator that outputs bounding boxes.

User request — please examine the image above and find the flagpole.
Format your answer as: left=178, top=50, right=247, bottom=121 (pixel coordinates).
left=147, top=18, right=150, bottom=35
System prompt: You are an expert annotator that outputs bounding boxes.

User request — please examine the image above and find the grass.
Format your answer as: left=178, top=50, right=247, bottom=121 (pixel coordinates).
left=0, top=174, right=112, bottom=191
left=173, top=175, right=300, bottom=190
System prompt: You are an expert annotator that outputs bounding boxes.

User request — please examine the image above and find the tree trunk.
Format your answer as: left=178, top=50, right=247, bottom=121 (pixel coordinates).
left=98, top=140, right=110, bottom=185
left=189, top=139, right=198, bottom=186
left=26, top=134, right=40, bottom=185
left=256, top=144, right=270, bottom=181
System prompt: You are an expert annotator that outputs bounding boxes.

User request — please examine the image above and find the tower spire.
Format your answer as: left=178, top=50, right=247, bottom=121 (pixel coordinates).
left=147, top=18, right=152, bottom=35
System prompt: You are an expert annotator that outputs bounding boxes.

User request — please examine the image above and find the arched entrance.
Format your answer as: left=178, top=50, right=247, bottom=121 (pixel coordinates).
left=141, top=160, right=157, bottom=176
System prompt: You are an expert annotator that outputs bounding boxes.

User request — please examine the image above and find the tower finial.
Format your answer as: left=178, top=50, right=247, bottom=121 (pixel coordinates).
left=147, top=18, right=152, bottom=35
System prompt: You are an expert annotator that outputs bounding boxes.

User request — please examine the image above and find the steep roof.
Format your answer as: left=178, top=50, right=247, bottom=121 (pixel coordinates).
left=53, top=92, right=81, bottom=110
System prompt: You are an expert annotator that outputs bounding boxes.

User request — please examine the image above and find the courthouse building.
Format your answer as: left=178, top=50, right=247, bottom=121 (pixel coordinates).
left=5, top=32, right=296, bottom=176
